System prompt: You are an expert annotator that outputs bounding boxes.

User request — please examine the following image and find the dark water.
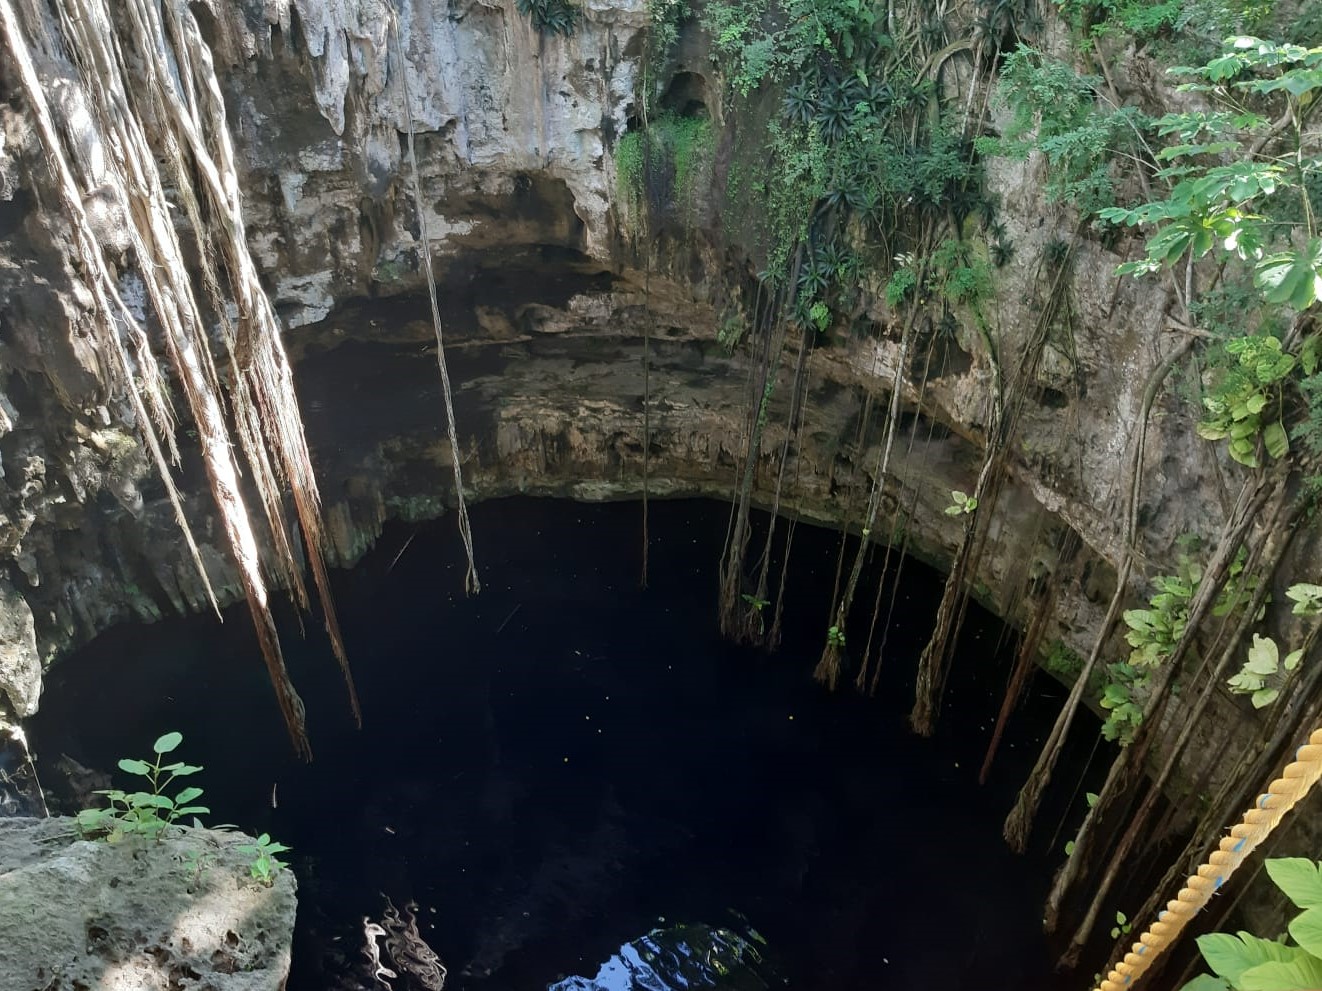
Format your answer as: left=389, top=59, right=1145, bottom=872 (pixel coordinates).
left=29, top=498, right=1105, bottom=990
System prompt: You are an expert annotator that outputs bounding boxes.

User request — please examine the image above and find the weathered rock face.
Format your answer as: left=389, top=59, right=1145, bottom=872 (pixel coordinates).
left=0, top=1, right=1305, bottom=790
left=0, top=817, right=297, bottom=991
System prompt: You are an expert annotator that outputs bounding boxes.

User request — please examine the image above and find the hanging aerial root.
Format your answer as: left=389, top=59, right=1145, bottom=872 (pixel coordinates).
left=1044, top=472, right=1277, bottom=937
left=6, top=0, right=366, bottom=751
left=819, top=318, right=912, bottom=689
left=0, top=0, right=219, bottom=618
left=391, top=13, right=480, bottom=596
left=1003, top=336, right=1196, bottom=852
left=1063, top=488, right=1297, bottom=960
left=1093, top=725, right=1322, bottom=991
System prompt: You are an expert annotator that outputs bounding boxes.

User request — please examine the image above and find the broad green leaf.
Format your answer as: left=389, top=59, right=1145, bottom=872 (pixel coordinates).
left=153, top=732, right=184, bottom=755
left=1286, top=584, right=1322, bottom=614
left=129, top=793, right=173, bottom=810
left=1239, top=952, right=1322, bottom=991
left=174, top=787, right=204, bottom=806
left=1179, top=976, right=1230, bottom=991
left=1252, top=68, right=1322, bottom=97
left=1228, top=669, right=1265, bottom=692
left=1263, top=421, right=1289, bottom=459
left=1251, top=687, right=1279, bottom=708
left=1284, top=649, right=1303, bottom=672
left=1288, top=907, right=1322, bottom=958
left=1265, top=859, right=1322, bottom=909
left=1246, top=635, right=1280, bottom=675
left=1302, top=337, right=1320, bottom=376
left=169, top=764, right=203, bottom=777
left=1197, top=932, right=1295, bottom=985
left=1255, top=240, right=1322, bottom=309
left=118, top=758, right=151, bottom=776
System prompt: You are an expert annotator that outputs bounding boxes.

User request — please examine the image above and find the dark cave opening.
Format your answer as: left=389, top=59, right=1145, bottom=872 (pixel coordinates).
left=28, top=497, right=1114, bottom=991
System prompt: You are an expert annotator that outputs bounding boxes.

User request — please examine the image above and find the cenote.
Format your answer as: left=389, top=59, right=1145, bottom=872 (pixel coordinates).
left=29, top=497, right=1107, bottom=991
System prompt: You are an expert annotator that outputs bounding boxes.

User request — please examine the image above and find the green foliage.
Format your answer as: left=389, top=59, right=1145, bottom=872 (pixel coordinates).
left=617, top=114, right=716, bottom=222
left=944, top=489, right=979, bottom=516
left=931, top=238, right=994, bottom=310
left=1286, top=582, right=1322, bottom=616
left=1196, top=335, right=1296, bottom=468
left=1122, top=559, right=1201, bottom=668
left=1101, top=39, right=1322, bottom=303
left=708, top=0, right=987, bottom=321
left=616, top=131, right=646, bottom=213
left=1100, top=661, right=1147, bottom=744
left=75, top=732, right=209, bottom=843
left=885, top=267, right=917, bottom=308
left=1111, top=910, right=1133, bottom=939
left=646, top=0, right=688, bottom=65
left=1044, top=640, right=1085, bottom=679
left=976, top=46, right=1150, bottom=215
left=1226, top=632, right=1301, bottom=708
left=1181, top=858, right=1322, bottom=991
left=1106, top=549, right=1248, bottom=743
left=516, top=0, right=578, bottom=36
left=827, top=624, right=847, bottom=647
left=236, top=833, right=291, bottom=887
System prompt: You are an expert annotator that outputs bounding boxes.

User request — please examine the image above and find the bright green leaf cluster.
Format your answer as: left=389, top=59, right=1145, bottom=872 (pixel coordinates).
left=1226, top=632, right=1302, bottom=708
left=75, top=732, right=208, bottom=844
left=1196, top=335, right=1296, bottom=468
left=1182, top=858, right=1322, bottom=990
left=943, top=489, right=979, bottom=516
left=236, top=833, right=292, bottom=888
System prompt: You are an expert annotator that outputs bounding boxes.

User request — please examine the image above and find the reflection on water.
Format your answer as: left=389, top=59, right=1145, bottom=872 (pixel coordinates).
left=551, top=923, right=778, bottom=991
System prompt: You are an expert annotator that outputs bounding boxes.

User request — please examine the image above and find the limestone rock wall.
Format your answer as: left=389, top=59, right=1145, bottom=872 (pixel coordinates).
left=0, top=0, right=1304, bottom=807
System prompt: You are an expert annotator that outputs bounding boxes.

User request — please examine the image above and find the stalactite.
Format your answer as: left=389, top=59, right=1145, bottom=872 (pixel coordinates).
left=1004, top=336, right=1196, bottom=852
left=391, top=13, right=481, bottom=596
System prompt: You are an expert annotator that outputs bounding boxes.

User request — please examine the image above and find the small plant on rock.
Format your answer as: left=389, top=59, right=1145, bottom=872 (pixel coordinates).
left=944, top=490, right=979, bottom=516
left=75, top=731, right=208, bottom=843
left=236, top=833, right=291, bottom=887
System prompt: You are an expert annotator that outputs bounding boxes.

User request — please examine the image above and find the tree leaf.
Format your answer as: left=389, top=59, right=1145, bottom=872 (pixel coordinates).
left=1288, top=907, right=1322, bottom=958
left=1196, top=932, right=1295, bottom=985
left=1251, top=687, right=1279, bottom=708
left=1239, top=952, right=1322, bottom=991
left=1284, top=649, right=1303, bottom=672
left=1265, top=858, right=1322, bottom=909
left=174, top=787, right=204, bottom=806
left=153, top=732, right=184, bottom=755
left=1245, top=635, right=1280, bottom=676
left=117, top=759, right=151, bottom=776
left=1179, top=976, right=1230, bottom=991
left=1263, top=420, right=1289, bottom=459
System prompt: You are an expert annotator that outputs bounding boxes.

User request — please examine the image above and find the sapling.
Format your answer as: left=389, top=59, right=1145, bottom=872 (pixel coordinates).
left=75, top=731, right=208, bottom=843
